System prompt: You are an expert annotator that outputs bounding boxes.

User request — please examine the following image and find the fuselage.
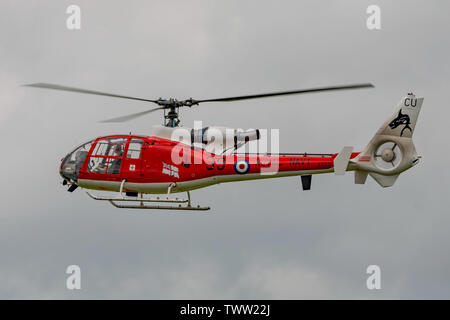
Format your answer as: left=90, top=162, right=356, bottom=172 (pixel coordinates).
left=60, top=134, right=360, bottom=194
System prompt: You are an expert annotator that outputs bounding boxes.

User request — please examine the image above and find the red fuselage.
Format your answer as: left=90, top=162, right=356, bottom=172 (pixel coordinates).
left=60, top=134, right=359, bottom=194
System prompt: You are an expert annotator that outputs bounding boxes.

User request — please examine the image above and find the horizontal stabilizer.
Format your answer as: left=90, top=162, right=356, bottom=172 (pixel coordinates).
left=369, top=173, right=399, bottom=187
left=334, top=146, right=354, bottom=175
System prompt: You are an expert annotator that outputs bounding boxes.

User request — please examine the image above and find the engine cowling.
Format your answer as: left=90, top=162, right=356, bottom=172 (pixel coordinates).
left=150, top=124, right=260, bottom=154
left=190, top=127, right=260, bottom=144
left=190, top=126, right=260, bottom=154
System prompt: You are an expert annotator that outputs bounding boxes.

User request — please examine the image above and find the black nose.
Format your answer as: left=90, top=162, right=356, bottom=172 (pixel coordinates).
left=60, top=154, right=77, bottom=181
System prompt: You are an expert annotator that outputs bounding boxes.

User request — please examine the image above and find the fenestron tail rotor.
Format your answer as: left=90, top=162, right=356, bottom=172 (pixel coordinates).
left=374, top=141, right=403, bottom=170
left=24, top=82, right=374, bottom=127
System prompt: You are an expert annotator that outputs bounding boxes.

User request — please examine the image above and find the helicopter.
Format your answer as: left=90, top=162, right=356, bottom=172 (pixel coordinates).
left=25, top=83, right=424, bottom=210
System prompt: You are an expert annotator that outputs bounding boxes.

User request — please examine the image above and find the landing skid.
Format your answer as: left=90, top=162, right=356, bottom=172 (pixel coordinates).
left=85, top=182, right=210, bottom=211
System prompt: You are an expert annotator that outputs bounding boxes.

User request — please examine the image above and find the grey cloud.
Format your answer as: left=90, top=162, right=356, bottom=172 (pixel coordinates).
left=0, top=0, right=449, bottom=299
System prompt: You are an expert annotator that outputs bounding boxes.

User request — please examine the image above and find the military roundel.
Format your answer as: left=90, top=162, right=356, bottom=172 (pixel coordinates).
left=234, top=159, right=250, bottom=174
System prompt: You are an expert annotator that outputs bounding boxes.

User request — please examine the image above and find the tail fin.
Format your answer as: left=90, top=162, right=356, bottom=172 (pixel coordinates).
left=352, top=93, right=424, bottom=187
left=375, top=93, right=423, bottom=138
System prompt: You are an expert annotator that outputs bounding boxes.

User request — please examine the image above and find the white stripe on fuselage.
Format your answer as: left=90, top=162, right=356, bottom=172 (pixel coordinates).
left=78, top=168, right=333, bottom=194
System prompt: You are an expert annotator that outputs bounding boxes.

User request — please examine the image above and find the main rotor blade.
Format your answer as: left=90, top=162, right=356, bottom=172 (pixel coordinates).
left=195, top=83, right=374, bottom=103
left=24, top=83, right=159, bottom=104
left=100, top=107, right=164, bottom=123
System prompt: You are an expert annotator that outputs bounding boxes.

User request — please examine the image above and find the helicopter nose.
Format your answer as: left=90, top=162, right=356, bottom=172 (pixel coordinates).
left=60, top=154, right=80, bottom=192
left=60, top=154, right=75, bottom=181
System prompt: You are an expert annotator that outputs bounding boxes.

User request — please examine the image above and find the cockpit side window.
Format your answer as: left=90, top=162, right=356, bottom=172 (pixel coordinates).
left=126, top=139, right=143, bottom=159
left=87, top=137, right=127, bottom=174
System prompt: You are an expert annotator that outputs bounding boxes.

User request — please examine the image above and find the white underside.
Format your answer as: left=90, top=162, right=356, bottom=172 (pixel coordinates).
left=78, top=168, right=333, bottom=194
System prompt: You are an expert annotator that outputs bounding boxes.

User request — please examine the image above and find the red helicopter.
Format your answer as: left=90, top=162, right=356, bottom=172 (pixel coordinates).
left=26, top=83, right=424, bottom=210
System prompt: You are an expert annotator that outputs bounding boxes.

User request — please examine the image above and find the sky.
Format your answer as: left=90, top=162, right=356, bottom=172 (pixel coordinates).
left=0, top=0, right=449, bottom=299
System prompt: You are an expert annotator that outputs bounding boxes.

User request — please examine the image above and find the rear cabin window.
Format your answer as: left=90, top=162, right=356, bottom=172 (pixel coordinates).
left=87, top=137, right=127, bottom=174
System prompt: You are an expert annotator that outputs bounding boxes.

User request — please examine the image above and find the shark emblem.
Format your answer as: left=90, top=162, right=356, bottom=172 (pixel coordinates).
left=389, top=109, right=412, bottom=136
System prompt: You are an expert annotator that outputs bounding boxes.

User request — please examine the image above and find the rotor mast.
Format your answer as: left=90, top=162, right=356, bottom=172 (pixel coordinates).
left=164, top=106, right=180, bottom=127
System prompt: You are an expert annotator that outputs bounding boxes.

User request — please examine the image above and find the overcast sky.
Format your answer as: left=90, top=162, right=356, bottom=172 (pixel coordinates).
left=0, top=0, right=449, bottom=299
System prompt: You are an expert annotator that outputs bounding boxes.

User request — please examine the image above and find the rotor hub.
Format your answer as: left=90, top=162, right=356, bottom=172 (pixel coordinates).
left=381, top=148, right=395, bottom=162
